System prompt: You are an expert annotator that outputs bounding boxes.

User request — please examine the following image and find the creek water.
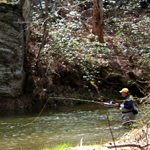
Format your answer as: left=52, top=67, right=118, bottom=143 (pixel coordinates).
left=0, top=103, right=138, bottom=150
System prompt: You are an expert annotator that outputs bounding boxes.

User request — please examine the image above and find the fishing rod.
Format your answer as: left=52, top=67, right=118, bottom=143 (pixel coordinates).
left=48, top=96, right=118, bottom=106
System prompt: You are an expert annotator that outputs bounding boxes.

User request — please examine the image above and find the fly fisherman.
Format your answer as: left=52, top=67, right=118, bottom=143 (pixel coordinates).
left=113, top=88, right=136, bottom=128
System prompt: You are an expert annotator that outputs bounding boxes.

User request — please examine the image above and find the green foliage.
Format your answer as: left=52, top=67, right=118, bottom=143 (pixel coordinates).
left=138, top=103, right=150, bottom=127
left=108, top=116, right=113, bottom=120
left=40, top=143, right=72, bottom=150
left=104, top=0, right=150, bottom=69
left=30, top=0, right=150, bottom=96
left=39, top=11, right=111, bottom=81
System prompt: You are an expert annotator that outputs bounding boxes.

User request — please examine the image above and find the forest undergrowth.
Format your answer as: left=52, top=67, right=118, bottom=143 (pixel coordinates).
left=26, top=0, right=150, bottom=106
left=25, top=1, right=150, bottom=149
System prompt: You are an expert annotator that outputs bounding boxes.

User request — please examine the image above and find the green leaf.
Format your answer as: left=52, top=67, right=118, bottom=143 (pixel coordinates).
left=108, top=116, right=113, bottom=120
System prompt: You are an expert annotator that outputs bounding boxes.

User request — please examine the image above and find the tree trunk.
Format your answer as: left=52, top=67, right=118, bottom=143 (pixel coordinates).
left=23, top=0, right=31, bottom=54
left=93, top=0, right=104, bottom=43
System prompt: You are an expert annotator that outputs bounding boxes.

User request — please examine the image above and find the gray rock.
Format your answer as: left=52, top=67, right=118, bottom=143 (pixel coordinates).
left=0, top=3, right=25, bottom=97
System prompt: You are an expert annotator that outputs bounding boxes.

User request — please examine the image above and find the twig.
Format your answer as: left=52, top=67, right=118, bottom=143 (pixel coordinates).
left=146, top=124, right=149, bottom=150
left=90, top=81, right=102, bottom=101
left=106, top=113, right=117, bottom=150
left=20, top=146, right=23, bottom=150
left=107, top=143, right=150, bottom=150
left=140, top=94, right=150, bottom=103
left=36, top=0, right=49, bottom=60
left=70, top=0, right=92, bottom=9
left=80, top=138, right=83, bottom=150
left=36, top=17, right=49, bottom=60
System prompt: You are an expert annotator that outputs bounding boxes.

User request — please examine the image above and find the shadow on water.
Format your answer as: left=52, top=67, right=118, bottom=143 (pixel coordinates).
left=0, top=104, right=141, bottom=150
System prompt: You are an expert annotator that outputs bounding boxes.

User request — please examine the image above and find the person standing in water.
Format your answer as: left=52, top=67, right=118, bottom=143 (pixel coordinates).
left=114, top=88, right=136, bottom=128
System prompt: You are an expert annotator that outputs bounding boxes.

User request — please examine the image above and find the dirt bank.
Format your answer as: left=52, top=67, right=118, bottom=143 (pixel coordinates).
left=67, top=125, right=150, bottom=150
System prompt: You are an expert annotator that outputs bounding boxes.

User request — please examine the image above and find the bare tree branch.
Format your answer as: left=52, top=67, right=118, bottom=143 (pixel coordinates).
left=106, top=113, right=117, bottom=150
left=69, top=0, right=92, bottom=9
left=37, top=0, right=49, bottom=61
left=107, top=143, right=150, bottom=150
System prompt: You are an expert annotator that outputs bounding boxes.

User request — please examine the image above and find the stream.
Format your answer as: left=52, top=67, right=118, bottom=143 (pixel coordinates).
left=0, top=103, right=140, bottom=150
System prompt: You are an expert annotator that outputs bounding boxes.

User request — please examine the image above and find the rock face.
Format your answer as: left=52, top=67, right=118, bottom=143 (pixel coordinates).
left=0, top=3, right=25, bottom=97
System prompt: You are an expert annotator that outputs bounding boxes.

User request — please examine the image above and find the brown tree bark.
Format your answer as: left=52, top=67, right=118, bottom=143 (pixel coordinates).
left=93, top=0, right=104, bottom=43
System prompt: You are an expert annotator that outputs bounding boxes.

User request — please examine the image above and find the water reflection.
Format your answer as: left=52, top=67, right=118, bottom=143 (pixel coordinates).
left=0, top=104, right=136, bottom=150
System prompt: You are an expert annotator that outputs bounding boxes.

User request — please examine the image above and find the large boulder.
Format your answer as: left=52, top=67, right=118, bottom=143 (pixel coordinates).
left=0, top=2, right=25, bottom=97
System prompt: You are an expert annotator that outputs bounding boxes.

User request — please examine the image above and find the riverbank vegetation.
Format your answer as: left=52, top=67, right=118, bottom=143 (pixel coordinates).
left=23, top=0, right=150, bottom=149
left=40, top=143, right=72, bottom=150
left=40, top=125, right=150, bottom=150
left=24, top=0, right=150, bottom=109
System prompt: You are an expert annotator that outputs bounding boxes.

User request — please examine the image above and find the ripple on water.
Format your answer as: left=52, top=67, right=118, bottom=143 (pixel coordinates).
left=0, top=104, right=133, bottom=150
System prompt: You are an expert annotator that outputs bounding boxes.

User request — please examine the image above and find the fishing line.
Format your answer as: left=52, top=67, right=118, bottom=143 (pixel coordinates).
left=23, top=96, right=121, bottom=126
left=23, top=98, right=49, bottom=126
